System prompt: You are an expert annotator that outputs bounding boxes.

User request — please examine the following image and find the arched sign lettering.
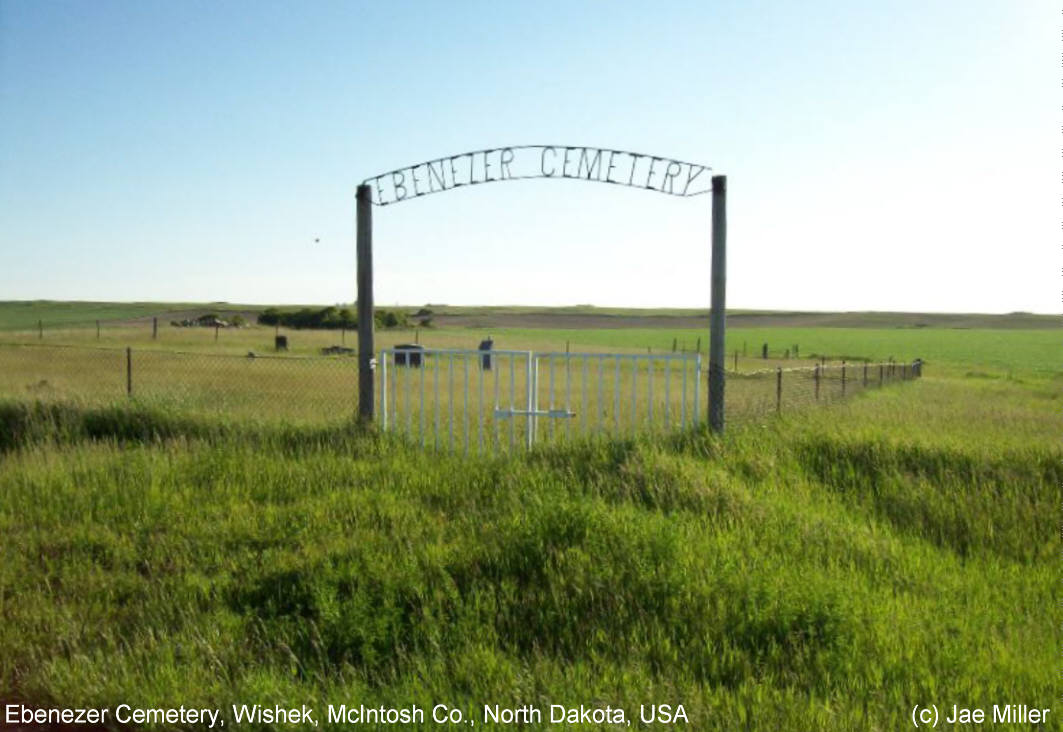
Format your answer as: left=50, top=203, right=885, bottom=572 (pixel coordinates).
left=363, top=145, right=713, bottom=206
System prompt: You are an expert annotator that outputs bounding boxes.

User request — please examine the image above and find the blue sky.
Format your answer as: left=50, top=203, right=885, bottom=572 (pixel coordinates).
left=0, top=1, right=1056, bottom=312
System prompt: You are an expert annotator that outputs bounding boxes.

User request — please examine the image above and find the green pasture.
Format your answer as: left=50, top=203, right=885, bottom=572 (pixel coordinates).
left=0, top=300, right=264, bottom=330
left=0, top=339, right=902, bottom=437
left=0, top=301, right=1057, bottom=730
left=5, top=299, right=1058, bottom=331
left=2, top=306, right=1057, bottom=376
left=0, top=367, right=1057, bottom=730
left=475, top=326, right=1060, bottom=375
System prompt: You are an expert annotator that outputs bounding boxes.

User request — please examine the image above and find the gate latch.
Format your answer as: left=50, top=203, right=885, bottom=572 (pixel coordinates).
left=494, top=408, right=575, bottom=419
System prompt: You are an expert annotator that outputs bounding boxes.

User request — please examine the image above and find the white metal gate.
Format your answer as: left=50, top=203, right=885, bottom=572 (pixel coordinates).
left=379, top=347, right=702, bottom=452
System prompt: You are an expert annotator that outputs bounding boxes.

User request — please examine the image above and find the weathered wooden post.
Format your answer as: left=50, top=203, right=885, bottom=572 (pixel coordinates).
left=126, top=347, right=132, bottom=397
left=733, top=350, right=738, bottom=372
left=775, top=367, right=782, bottom=413
left=814, top=364, right=820, bottom=400
left=708, top=175, right=727, bottom=434
left=357, top=184, right=375, bottom=421
left=761, top=343, right=768, bottom=359
left=96, top=320, right=100, bottom=340
left=863, top=362, right=868, bottom=387
left=841, top=360, right=847, bottom=396
left=38, top=320, right=42, bottom=340
left=152, top=317, right=158, bottom=340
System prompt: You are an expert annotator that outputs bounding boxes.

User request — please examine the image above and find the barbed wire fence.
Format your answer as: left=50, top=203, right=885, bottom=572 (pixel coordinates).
left=0, top=340, right=922, bottom=445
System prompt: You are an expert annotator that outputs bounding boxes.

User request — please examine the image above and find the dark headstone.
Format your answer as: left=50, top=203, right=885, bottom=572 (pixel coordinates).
left=478, top=338, right=494, bottom=370
left=394, top=344, right=423, bottom=367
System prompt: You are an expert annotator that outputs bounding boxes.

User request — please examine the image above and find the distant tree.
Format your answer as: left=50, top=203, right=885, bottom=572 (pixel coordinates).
left=258, top=308, right=281, bottom=326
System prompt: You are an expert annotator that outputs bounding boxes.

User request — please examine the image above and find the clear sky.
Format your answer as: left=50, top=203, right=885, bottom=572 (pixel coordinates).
left=0, top=1, right=1057, bottom=313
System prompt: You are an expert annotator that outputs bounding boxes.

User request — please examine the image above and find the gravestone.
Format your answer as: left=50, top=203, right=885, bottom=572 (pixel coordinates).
left=479, top=337, right=494, bottom=371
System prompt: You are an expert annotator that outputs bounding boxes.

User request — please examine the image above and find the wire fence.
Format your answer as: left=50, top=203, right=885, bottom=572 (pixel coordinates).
left=0, top=342, right=921, bottom=441
left=0, top=342, right=358, bottom=424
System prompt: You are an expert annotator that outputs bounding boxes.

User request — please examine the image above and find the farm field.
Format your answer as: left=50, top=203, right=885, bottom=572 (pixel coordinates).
left=0, top=320, right=943, bottom=432
left=3, top=319, right=1058, bottom=368
left=0, top=301, right=1058, bottom=730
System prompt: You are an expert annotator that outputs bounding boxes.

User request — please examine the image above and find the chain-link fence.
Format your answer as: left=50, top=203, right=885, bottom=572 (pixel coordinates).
left=0, top=342, right=921, bottom=436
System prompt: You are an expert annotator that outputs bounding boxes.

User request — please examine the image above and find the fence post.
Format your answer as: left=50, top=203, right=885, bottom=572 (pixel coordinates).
left=879, top=363, right=883, bottom=385
left=357, top=183, right=375, bottom=422
left=153, top=317, right=158, bottom=340
left=794, top=344, right=799, bottom=358
left=775, top=367, right=782, bottom=413
left=841, top=361, right=846, bottom=396
left=708, top=175, right=727, bottom=434
left=38, top=320, right=42, bottom=340
left=814, top=364, right=820, bottom=400
left=96, top=320, right=100, bottom=340
left=342, top=326, right=346, bottom=345
left=733, top=350, right=738, bottom=372
left=126, top=347, right=132, bottom=397
left=863, top=363, right=868, bottom=387
left=526, top=352, right=536, bottom=449
left=672, top=337, right=677, bottom=353
left=696, top=337, right=702, bottom=353
left=761, top=343, right=768, bottom=359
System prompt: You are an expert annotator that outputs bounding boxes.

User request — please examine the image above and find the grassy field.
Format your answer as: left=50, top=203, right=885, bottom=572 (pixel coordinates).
left=0, top=329, right=913, bottom=435
left=3, top=299, right=1059, bottom=330
left=0, top=302, right=1057, bottom=730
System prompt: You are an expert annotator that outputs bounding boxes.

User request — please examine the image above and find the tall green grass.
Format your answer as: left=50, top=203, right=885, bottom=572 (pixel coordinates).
left=0, top=368, right=1057, bottom=730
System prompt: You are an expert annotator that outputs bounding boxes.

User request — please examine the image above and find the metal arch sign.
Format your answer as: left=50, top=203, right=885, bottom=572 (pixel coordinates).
left=362, top=145, right=713, bottom=206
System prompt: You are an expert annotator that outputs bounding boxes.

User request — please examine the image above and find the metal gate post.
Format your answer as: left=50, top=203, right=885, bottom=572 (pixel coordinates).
left=356, top=184, right=374, bottom=421
left=380, top=350, right=388, bottom=430
left=526, top=352, right=536, bottom=449
left=708, top=175, right=727, bottom=433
